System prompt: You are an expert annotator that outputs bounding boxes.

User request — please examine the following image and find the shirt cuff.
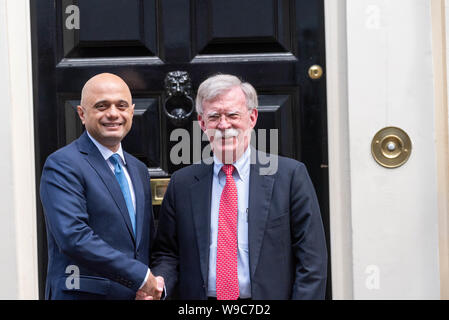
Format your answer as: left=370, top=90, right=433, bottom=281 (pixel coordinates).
left=138, top=268, right=151, bottom=290
left=162, top=284, right=167, bottom=300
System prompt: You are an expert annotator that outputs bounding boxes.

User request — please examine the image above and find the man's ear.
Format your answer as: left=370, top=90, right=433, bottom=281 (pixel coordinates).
left=197, top=113, right=206, bottom=132
left=249, top=108, right=258, bottom=128
left=77, top=105, right=86, bottom=124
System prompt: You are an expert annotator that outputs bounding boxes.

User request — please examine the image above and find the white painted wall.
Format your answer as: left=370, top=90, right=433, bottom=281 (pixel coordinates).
left=445, top=0, right=449, bottom=117
left=0, top=0, right=38, bottom=299
left=431, top=0, right=449, bottom=300
left=327, top=0, right=442, bottom=299
left=0, top=1, right=19, bottom=298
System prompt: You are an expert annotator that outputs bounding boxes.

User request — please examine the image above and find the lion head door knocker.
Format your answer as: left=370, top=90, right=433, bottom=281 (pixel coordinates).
left=163, top=71, right=194, bottom=126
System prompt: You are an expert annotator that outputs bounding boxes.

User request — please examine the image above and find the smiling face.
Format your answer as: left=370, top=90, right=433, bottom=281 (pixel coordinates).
left=198, top=86, right=258, bottom=163
left=77, top=73, right=134, bottom=152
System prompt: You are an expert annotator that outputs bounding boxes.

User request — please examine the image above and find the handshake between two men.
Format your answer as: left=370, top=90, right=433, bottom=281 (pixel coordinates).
left=39, top=73, right=328, bottom=300
left=136, top=272, right=165, bottom=300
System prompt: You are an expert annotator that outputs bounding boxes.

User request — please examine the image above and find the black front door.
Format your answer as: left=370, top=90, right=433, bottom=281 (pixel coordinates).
left=31, top=0, right=330, bottom=299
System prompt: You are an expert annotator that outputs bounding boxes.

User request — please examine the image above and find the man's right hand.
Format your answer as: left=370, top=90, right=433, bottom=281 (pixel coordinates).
left=136, top=273, right=164, bottom=300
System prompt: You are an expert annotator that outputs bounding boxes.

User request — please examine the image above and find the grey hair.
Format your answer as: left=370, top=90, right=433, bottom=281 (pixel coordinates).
left=195, top=74, right=258, bottom=114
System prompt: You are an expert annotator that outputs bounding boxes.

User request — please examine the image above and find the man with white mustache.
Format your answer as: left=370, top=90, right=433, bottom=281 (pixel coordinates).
left=148, top=74, right=328, bottom=300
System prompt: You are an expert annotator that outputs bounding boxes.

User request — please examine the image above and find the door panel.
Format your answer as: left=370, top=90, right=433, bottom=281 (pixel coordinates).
left=60, top=0, right=158, bottom=58
left=193, top=0, right=292, bottom=54
left=31, top=0, right=330, bottom=299
left=256, top=94, right=296, bottom=158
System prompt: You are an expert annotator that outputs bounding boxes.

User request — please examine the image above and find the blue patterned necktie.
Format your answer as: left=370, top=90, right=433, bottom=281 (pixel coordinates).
left=109, top=154, right=136, bottom=235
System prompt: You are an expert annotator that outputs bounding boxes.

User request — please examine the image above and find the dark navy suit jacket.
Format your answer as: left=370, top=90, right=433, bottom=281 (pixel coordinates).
left=151, top=150, right=328, bottom=300
left=40, top=131, right=155, bottom=300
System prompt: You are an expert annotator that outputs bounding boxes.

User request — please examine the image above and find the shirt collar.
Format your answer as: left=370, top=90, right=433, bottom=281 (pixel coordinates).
left=213, top=146, right=251, bottom=182
left=86, top=131, right=126, bottom=165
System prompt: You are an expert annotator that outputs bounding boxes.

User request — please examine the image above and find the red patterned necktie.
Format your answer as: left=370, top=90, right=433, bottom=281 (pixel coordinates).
left=216, top=164, right=239, bottom=300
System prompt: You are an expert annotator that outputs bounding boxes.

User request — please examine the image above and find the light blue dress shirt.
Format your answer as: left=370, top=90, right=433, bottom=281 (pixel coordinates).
left=207, top=147, right=251, bottom=298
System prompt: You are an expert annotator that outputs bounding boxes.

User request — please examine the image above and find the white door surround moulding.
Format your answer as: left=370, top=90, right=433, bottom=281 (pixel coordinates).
left=0, top=0, right=38, bottom=299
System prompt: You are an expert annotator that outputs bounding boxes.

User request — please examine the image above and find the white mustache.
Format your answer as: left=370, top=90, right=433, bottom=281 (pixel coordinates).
left=213, top=128, right=240, bottom=139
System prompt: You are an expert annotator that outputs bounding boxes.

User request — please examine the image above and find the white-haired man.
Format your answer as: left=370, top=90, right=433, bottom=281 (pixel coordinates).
left=147, top=74, right=328, bottom=300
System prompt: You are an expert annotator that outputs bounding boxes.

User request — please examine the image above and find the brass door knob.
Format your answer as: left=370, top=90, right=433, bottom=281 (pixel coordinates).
left=308, top=65, right=323, bottom=80
left=371, top=127, right=412, bottom=168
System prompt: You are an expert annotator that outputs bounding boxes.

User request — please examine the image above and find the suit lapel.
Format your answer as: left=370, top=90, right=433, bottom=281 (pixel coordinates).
left=248, top=153, right=275, bottom=279
left=190, top=164, right=213, bottom=287
left=78, top=132, right=136, bottom=242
